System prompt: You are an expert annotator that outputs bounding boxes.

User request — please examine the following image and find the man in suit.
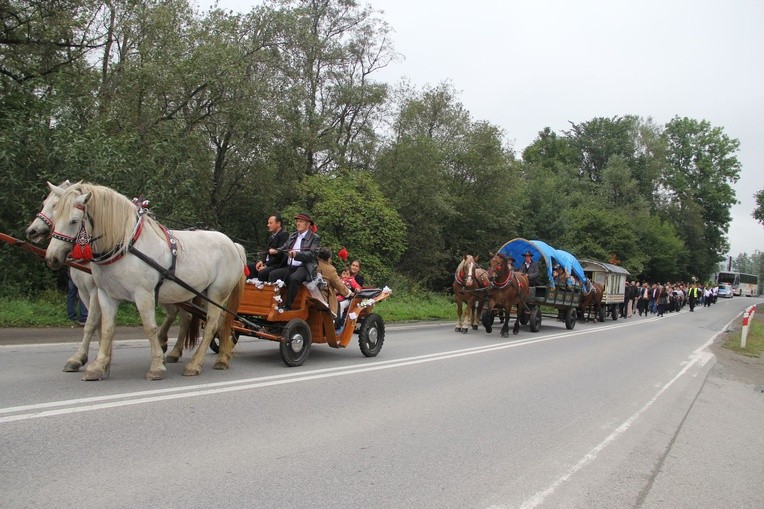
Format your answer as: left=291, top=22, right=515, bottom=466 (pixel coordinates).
left=268, top=212, right=321, bottom=311
left=518, top=250, right=539, bottom=286
left=249, top=214, right=289, bottom=281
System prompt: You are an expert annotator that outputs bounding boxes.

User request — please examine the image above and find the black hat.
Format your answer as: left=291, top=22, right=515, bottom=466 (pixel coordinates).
left=522, top=250, right=533, bottom=257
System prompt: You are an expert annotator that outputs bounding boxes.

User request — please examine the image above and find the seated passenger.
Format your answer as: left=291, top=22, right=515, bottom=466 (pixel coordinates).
left=248, top=213, right=289, bottom=281
left=552, top=265, right=574, bottom=289
left=316, top=247, right=352, bottom=318
left=268, top=212, right=321, bottom=311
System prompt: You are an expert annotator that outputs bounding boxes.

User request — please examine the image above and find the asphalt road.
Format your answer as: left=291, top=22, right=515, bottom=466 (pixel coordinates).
left=0, top=299, right=761, bottom=508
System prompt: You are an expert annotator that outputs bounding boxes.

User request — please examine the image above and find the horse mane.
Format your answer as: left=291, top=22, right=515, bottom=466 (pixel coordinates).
left=57, top=183, right=165, bottom=252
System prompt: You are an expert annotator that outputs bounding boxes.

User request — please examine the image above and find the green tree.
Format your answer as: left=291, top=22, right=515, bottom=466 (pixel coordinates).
left=662, top=117, right=741, bottom=278
left=754, top=188, right=764, bottom=225
left=289, top=171, right=406, bottom=284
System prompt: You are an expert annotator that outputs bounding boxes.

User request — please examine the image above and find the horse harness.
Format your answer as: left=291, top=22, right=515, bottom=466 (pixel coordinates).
left=52, top=198, right=178, bottom=303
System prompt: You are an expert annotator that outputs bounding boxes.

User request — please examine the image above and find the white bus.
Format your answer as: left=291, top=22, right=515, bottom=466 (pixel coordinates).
left=716, top=271, right=760, bottom=297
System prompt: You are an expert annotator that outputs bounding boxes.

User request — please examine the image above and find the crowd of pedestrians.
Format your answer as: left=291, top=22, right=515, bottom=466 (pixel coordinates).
left=620, top=281, right=720, bottom=318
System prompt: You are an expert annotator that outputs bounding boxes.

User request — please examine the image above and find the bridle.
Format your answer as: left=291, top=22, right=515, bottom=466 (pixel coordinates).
left=35, top=211, right=53, bottom=231
left=488, top=256, right=513, bottom=289
left=51, top=201, right=143, bottom=264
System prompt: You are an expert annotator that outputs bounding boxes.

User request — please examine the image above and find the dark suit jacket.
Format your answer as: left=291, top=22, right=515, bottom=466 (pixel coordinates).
left=261, top=228, right=289, bottom=267
left=519, top=260, right=539, bottom=282
left=277, top=230, right=321, bottom=277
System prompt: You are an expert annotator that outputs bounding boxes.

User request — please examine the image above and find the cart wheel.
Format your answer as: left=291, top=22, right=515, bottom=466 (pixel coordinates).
left=565, top=307, right=577, bottom=330
left=481, top=308, right=493, bottom=333
left=519, top=311, right=529, bottom=325
left=280, top=319, right=312, bottom=367
left=529, top=307, right=542, bottom=333
left=611, top=305, right=618, bottom=321
left=209, top=331, right=239, bottom=354
left=359, top=313, right=385, bottom=357
left=597, top=306, right=606, bottom=322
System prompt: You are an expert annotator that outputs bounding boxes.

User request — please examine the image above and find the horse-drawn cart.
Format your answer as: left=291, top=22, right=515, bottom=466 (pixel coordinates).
left=578, top=258, right=630, bottom=321
left=199, top=279, right=391, bottom=367
left=482, top=238, right=589, bottom=333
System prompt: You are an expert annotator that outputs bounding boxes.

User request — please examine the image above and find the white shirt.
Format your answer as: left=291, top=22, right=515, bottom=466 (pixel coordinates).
left=289, top=232, right=306, bottom=267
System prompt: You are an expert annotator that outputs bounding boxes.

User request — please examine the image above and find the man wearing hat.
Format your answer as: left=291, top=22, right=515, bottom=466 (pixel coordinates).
left=518, top=250, right=539, bottom=286
left=268, top=212, right=321, bottom=311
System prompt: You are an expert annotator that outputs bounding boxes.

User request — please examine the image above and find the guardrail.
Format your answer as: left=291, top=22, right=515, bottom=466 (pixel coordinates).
left=741, top=305, right=757, bottom=348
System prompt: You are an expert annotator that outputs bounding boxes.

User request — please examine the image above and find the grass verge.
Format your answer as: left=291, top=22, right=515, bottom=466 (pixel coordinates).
left=0, top=290, right=159, bottom=327
left=0, top=288, right=454, bottom=327
left=723, top=311, right=763, bottom=358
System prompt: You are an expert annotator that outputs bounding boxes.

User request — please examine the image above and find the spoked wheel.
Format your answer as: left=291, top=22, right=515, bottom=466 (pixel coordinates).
left=529, top=307, right=542, bottom=333
left=519, top=310, right=529, bottom=325
left=280, top=319, right=312, bottom=367
left=209, top=331, right=240, bottom=353
left=359, top=313, right=385, bottom=357
left=565, top=307, right=577, bottom=330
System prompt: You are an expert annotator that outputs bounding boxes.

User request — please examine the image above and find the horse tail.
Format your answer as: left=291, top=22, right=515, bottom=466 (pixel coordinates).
left=217, top=272, right=245, bottom=357
left=184, top=296, right=203, bottom=349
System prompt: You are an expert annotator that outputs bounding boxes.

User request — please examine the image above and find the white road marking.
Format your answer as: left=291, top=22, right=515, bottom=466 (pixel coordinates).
left=0, top=317, right=659, bottom=423
left=515, top=315, right=735, bottom=509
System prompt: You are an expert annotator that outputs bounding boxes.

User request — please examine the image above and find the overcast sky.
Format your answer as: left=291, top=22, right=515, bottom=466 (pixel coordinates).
left=201, top=0, right=764, bottom=257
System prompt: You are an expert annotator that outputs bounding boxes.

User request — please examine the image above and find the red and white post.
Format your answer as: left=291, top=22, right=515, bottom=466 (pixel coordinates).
left=741, top=305, right=757, bottom=348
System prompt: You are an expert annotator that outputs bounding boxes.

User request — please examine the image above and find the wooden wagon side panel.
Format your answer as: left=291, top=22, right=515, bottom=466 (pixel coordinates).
left=238, top=284, right=280, bottom=316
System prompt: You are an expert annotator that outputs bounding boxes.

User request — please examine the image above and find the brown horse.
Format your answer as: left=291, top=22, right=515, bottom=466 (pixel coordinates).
left=579, top=280, right=605, bottom=322
left=485, top=253, right=530, bottom=337
left=453, top=255, right=490, bottom=333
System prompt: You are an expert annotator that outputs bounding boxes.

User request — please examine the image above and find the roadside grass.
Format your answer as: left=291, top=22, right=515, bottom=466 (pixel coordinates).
left=0, top=288, right=453, bottom=327
left=0, top=290, right=156, bottom=327
left=723, top=311, right=763, bottom=358
left=374, top=290, right=454, bottom=322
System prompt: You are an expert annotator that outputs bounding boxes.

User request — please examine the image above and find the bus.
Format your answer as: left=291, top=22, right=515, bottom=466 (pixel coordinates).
left=716, top=271, right=760, bottom=297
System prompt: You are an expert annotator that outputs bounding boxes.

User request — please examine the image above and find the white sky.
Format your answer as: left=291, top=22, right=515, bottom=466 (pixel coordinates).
left=201, top=0, right=764, bottom=257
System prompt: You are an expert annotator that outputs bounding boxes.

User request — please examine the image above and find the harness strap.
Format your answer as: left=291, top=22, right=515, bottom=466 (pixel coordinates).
left=127, top=243, right=260, bottom=332
left=150, top=225, right=177, bottom=303
left=36, top=212, right=53, bottom=230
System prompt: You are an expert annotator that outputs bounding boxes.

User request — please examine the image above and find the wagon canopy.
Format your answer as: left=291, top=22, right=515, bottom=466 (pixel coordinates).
left=497, top=238, right=588, bottom=291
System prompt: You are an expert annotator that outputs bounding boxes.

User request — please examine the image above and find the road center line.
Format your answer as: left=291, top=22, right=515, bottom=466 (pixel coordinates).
left=0, top=314, right=675, bottom=424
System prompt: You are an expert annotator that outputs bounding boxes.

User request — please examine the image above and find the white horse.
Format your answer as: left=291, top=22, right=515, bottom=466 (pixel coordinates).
left=25, top=181, right=196, bottom=372
left=44, top=182, right=245, bottom=380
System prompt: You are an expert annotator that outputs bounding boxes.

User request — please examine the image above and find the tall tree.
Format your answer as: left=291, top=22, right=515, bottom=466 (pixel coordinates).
left=274, top=0, right=394, bottom=175
left=662, top=117, right=741, bottom=278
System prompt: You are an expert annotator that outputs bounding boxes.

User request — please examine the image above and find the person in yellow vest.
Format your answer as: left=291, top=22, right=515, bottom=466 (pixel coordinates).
left=687, top=283, right=700, bottom=312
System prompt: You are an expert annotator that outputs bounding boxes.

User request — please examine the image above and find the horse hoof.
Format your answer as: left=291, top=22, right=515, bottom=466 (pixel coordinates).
left=63, top=362, right=82, bottom=372
left=513, top=329, right=520, bottom=335
left=501, top=332, right=509, bottom=338
left=145, top=370, right=166, bottom=381
left=82, top=370, right=106, bottom=381
left=472, top=325, right=478, bottom=330
left=455, top=327, right=460, bottom=332
left=165, top=355, right=180, bottom=363
left=485, top=327, right=492, bottom=334
left=461, top=328, right=468, bottom=334
left=213, top=361, right=230, bottom=370
left=182, top=366, right=201, bottom=376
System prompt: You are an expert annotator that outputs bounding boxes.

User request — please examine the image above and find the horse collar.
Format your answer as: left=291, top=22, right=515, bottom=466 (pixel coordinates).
left=91, top=214, right=145, bottom=265
left=492, top=269, right=513, bottom=289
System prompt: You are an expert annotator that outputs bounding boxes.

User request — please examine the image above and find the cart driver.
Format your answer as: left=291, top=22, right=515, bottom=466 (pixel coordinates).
left=518, top=250, right=539, bottom=286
